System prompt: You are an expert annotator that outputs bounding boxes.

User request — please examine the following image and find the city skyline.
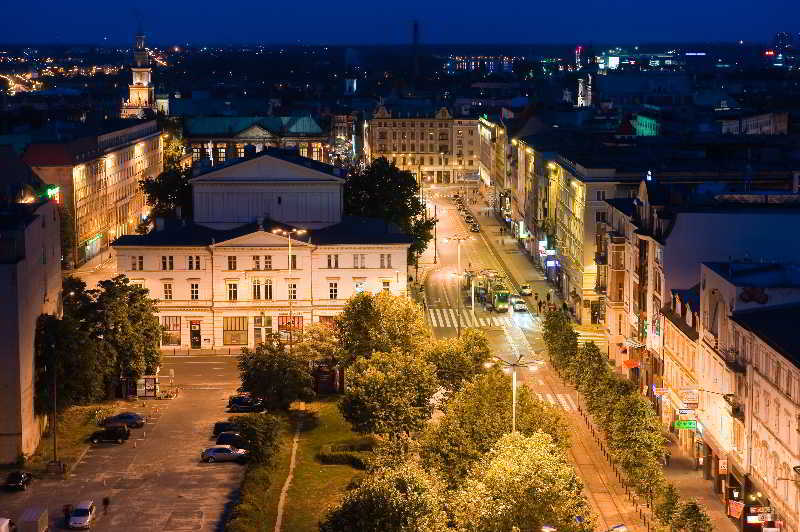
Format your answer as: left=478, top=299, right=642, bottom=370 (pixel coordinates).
left=1, top=0, right=797, bottom=45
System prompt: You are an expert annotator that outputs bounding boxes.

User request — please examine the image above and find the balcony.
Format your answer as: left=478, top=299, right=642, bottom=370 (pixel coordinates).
left=724, top=394, right=746, bottom=421
left=722, top=348, right=747, bottom=374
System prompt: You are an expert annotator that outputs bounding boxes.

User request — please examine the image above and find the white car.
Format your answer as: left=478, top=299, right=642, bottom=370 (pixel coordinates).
left=513, top=301, right=528, bottom=312
left=519, top=284, right=533, bottom=296
left=68, top=500, right=96, bottom=529
left=201, top=445, right=248, bottom=463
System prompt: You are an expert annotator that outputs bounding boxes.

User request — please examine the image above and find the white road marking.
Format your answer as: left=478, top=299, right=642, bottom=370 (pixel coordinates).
left=556, top=394, right=572, bottom=411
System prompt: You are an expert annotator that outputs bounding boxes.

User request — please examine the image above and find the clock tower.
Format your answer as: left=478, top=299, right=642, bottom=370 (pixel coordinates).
left=121, top=32, right=155, bottom=118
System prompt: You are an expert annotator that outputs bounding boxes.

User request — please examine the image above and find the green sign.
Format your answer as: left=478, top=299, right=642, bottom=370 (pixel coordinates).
left=674, top=420, right=697, bottom=430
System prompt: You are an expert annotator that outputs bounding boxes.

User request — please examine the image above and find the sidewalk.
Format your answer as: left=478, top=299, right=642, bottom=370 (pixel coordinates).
left=664, top=440, right=738, bottom=531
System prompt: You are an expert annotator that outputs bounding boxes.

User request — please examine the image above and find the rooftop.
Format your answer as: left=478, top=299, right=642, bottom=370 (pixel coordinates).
left=704, top=261, right=800, bottom=287
left=733, top=304, right=800, bottom=363
left=111, top=216, right=412, bottom=248
left=190, top=147, right=346, bottom=181
left=183, top=116, right=324, bottom=137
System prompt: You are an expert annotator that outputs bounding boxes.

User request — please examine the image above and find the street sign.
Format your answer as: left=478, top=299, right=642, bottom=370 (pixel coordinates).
left=674, top=420, right=697, bottom=430
left=678, top=408, right=695, bottom=415
left=718, top=459, right=728, bottom=474
left=654, top=387, right=667, bottom=396
left=680, top=389, right=699, bottom=405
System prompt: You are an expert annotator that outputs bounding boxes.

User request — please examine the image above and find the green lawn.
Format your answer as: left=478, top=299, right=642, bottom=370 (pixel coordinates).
left=280, top=397, right=368, bottom=531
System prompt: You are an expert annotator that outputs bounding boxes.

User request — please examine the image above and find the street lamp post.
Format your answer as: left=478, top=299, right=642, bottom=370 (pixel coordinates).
left=486, top=354, right=545, bottom=433
left=443, top=235, right=469, bottom=337
left=272, top=227, right=307, bottom=352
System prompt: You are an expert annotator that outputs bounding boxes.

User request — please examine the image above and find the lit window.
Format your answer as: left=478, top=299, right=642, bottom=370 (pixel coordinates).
left=161, top=316, right=180, bottom=346
left=254, top=316, right=272, bottom=345
left=223, top=316, right=247, bottom=345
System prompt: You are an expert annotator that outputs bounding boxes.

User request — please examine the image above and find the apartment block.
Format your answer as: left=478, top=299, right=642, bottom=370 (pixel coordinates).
left=364, top=104, right=478, bottom=184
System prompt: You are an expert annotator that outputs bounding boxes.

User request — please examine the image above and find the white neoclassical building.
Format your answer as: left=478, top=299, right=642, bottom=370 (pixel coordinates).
left=111, top=148, right=411, bottom=350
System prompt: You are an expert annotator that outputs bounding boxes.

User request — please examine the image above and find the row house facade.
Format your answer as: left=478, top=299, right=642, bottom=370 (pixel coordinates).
left=698, top=262, right=800, bottom=532
left=23, top=119, right=163, bottom=266
left=111, top=148, right=411, bottom=351
left=363, top=105, right=479, bottom=185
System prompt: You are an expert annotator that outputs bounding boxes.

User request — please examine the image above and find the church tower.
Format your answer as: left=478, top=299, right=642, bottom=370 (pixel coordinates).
left=121, top=31, right=155, bottom=118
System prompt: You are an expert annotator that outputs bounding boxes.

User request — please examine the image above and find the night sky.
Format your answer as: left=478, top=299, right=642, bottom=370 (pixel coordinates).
left=2, top=0, right=795, bottom=45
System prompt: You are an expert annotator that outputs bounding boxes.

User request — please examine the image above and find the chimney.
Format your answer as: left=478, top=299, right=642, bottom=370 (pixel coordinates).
left=155, top=217, right=165, bottom=231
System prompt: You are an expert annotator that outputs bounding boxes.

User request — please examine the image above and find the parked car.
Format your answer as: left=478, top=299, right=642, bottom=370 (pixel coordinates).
left=513, top=301, right=529, bottom=312
left=464, top=216, right=475, bottom=224
left=68, top=501, right=96, bottom=529
left=227, top=393, right=250, bottom=407
left=212, top=421, right=239, bottom=436
left=228, top=396, right=263, bottom=412
left=0, top=517, right=15, bottom=532
left=519, top=284, right=533, bottom=296
left=4, top=471, right=32, bottom=491
left=101, top=412, right=145, bottom=428
left=89, top=425, right=130, bottom=444
left=216, top=431, right=248, bottom=449
left=201, top=445, right=248, bottom=463
left=469, top=224, right=480, bottom=233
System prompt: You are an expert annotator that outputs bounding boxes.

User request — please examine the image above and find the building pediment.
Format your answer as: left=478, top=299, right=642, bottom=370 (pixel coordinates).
left=190, top=151, right=344, bottom=184
left=214, top=229, right=311, bottom=249
left=236, top=125, right=273, bottom=139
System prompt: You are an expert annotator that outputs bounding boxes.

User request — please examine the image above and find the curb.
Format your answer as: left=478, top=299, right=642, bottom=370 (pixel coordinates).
left=66, top=443, right=91, bottom=477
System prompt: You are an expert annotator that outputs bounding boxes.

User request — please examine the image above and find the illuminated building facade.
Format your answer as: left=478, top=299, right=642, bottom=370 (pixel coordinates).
left=184, top=116, right=330, bottom=165
left=121, top=32, right=155, bottom=118
left=23, top=119, right=163, bottom=266
left=111, top=150, right=410, bottom=350
left=363, top=105, right=478, bottom=185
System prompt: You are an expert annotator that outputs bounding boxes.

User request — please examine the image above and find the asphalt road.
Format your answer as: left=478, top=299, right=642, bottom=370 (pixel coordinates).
left=0, top=355, right=244, bottom=531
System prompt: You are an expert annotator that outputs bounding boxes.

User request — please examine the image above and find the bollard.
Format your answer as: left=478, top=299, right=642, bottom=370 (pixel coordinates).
left=143, top=431, right=146, bottom=439
left=133, top=440, right=137, bottom=448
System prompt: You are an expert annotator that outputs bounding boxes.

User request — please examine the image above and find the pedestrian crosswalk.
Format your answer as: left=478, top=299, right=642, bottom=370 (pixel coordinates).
left=577, top=330, right=608, bottom=349
left=427, top=307, right=519, bottom=329
left=534, top=392, right=579, bottom=412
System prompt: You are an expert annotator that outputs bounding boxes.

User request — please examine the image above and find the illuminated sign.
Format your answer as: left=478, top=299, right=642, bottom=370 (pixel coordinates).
left=674, top=420, right=697, bottom=430
left=46, top=185, right=59, bottom=198
left=684, top=52, right=707, bottom=56
left=764, top=50, right=776, bottom=56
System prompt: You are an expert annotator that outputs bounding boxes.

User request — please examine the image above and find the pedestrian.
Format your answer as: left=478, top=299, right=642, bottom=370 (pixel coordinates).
left=63, top=504, right=71, bottom=526
left=546, top=292, right=551, bottom=303
left=664, top=450, right=671, bottom=467
left=537, top=300, right=544, bottom=314
left=102, top=496, right=110, bottom=515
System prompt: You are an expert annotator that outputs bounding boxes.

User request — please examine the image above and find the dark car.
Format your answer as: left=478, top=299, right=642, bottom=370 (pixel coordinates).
left=102, top=412, right=145, bottom=428
left=4, top=471, right=32, bottom=491
left=228, top=396, right=263, bottom=412
left=470, top=224, right=480, bottom=232
left=90, top=425, right=131, bottom=444
left=212, top=421, right=240, bottom=436
left=227, top=393, right=250, bottom=407
left=216, top=431, right=249, bottom=449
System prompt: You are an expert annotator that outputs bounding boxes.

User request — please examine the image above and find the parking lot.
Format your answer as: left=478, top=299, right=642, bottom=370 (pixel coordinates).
left=0, top=355, right=244, bottom=531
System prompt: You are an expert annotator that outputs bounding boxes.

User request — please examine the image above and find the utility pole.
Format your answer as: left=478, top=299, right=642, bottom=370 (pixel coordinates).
left=433, top=204, right=437, bottom=264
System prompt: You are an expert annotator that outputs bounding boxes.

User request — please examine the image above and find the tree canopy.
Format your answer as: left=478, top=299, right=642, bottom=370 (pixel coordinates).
left=319, top=462, right=448, bottom=532
left=424, top=328, right=491, bottom=394
left=420, top=369, right=569, bottom=485
left=238, top=334, right=315, bottom=410
left=139, top=166, right=193, bottom=219
left=343, top=157, right=435, bottom=263
left=339, top=349, right=438, bottom=437
left=335, top=291, right=430, bottom=366
left=34, top=275, right=161, bottom=411
left=451, top=432, right=594, bottom=532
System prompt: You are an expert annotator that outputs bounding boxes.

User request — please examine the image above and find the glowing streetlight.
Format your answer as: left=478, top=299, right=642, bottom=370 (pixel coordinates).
left=485, top=353, right=545, bottom=433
